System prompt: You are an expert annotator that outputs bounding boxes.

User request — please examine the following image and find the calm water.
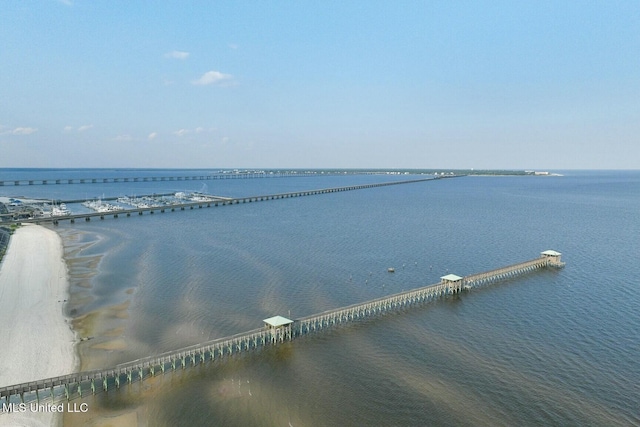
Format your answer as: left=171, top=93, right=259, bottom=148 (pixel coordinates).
left=1, top=169, right=639, bottom=426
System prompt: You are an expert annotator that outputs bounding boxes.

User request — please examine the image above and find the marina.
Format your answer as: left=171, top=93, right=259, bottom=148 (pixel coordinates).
left=0, top=176, right=452, bottom=225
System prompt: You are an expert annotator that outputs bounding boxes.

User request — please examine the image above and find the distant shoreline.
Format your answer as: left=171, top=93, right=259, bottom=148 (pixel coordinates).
left=0, top=168, right=563, bottom=179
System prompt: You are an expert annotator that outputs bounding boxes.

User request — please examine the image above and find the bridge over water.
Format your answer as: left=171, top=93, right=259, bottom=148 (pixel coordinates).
left=0, top=170, right=399, bottom=187
left=2, top=176, right=454, bottom=225
left=0, top=251, right=564, bottom=406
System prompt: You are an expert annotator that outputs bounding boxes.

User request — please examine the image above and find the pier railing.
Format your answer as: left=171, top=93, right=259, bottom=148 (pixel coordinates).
left=0, top=250, right=563, bottom=405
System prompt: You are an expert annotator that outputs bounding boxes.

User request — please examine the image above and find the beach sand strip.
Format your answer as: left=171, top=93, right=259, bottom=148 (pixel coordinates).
left=0, top=224, right=77, bottom=427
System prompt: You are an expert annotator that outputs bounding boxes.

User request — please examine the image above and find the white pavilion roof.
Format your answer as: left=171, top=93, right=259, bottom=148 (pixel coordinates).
left=541, top=250, right=562, bottom=256
left=441, top=274, right=463, bottom=282
left=263, top=315, right=294, bottom=327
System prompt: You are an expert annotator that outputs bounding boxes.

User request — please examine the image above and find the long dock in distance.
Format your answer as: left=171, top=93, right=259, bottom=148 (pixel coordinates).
left=0, top=170, right=405, bottom=187
left=0, top=250, right=564, bottom=405
left=2, top=176, right=458, bottom=225
left=0, top=171, right=314, bottom=186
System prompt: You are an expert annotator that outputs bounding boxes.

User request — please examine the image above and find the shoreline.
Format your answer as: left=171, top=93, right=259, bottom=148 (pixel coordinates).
left=58, top=228, right=142, bottom=427
left=0, top=224, right=77, bottom=427
left=58, top=227, right=133, bottom=373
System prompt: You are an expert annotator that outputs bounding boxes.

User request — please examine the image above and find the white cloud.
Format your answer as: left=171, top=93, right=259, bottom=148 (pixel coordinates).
left=192, top=70, right=233, bottom=86
left=63, top=125, right=93, bottom=132
left=58, top=0, right=73, bottom=5
left=11, top=127, right=38, bottom=135
left=171, top=127, right=216, bottom=137
left=164, top=50, right=189, bottom=60
left=148, top=132, right=158, bottom=140
left=228, top=43, right=238, bottom=50
left=113, top=134, right=133, bottom=142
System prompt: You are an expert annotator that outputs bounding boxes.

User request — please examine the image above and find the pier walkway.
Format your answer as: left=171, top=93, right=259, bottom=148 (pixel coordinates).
left=0, top=251, right=564, bottom=405
left=2, top=176, right=453, bottom=225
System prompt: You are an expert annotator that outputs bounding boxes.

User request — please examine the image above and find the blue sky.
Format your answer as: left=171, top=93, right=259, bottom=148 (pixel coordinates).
left=1, top=1, right=638, bottom=169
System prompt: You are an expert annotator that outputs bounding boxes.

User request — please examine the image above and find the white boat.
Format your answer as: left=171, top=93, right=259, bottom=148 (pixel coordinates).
left=51, top=202, right=71, bottom=217
left=82, top=199, right=123, bottom=212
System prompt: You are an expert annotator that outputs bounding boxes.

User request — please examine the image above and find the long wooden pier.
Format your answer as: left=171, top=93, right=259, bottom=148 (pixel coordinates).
left=0, top=251, right=564, bottom=405
left=2, top=176, right=454, bottom=225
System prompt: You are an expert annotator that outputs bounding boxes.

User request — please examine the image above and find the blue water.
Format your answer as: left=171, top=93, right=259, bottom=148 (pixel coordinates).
left=1, top=169, right=638, bottom=426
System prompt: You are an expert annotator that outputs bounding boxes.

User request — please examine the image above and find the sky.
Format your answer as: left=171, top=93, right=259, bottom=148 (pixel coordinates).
left=1, top=1, right=639, bottom=169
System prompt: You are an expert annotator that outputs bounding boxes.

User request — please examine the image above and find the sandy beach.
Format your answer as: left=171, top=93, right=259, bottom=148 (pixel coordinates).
left=0, top=224, right=77, bottom=427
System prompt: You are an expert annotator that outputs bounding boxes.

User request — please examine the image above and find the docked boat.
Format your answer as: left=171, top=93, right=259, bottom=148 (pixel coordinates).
left=51, top=202, right=71, bottom=217
left=82, top=199, right=124, bottom=212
